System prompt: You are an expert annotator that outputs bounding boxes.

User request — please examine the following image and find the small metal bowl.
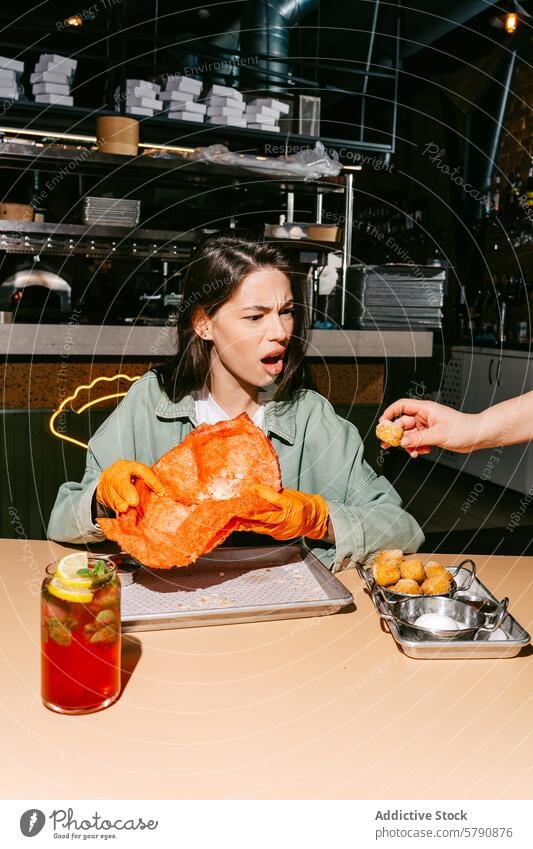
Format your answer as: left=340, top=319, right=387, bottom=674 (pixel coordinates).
left=453, top=592, right=500, bottom=618
left=106, top=553, right=142, bottom=587
left=358, top=558, right=476, bottom=602
left=374, top=591, right=508, bottom=641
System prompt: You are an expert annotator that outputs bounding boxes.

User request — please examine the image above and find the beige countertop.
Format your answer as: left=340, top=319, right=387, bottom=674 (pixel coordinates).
left=0, top=324, right=433, bottom=358
left=1, top=540, right=532, bottom=800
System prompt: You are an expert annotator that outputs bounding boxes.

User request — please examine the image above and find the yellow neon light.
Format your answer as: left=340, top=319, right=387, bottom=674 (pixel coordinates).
left=49, top=373, right=141, bottom=450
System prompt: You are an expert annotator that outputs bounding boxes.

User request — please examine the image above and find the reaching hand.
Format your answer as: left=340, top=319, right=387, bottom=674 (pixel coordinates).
left=379, top=399, right=483, bottom=457
left=245, top=485, right=330, bottom=540
left=96, top=460, right=165, bottom=514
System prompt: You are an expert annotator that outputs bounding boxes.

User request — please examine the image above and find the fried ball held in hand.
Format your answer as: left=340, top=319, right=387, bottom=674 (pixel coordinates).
left=376, top=420, right=403, bottom=447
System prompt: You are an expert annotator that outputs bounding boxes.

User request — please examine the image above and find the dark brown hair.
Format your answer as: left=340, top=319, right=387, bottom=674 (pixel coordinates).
left=154, top=235, right=313, bottom=403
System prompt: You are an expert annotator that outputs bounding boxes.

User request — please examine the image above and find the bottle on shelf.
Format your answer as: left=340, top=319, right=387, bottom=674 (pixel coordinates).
left=457, top=287, right=472, bottom=342
left=479, top=282, right=498, bottom=344
left=492, top=175, right=501, bottom=215
left=30, top=172, right=46, bottom=223
left=526, top=158, right=533, bottom=209
left=514, top=168, right=523, bottom=200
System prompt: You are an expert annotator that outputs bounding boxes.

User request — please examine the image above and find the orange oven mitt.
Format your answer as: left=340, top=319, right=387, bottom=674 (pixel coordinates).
left=96, top=460, right=165, bottom=514
left=245, top=484, right=330, bottom=541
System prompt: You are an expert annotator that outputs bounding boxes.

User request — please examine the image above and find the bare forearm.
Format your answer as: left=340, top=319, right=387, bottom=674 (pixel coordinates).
left=475, top=391, right=533, bottom=449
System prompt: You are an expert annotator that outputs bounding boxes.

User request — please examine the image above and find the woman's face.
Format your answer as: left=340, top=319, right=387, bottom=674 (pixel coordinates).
left=198, top=267, right=295, bottom=391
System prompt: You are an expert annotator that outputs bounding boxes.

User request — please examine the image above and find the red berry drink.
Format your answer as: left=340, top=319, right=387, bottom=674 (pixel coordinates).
left=41, top=555, right=121, bottom=714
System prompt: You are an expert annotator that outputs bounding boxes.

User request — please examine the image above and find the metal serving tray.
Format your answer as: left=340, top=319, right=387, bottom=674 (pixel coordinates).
left=361, top=561, right=530, bottom=659
left=120, top=544, right=353, bottom=632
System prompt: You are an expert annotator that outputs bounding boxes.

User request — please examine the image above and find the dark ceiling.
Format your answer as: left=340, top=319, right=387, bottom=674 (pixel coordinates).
left=0, top=1, right=524, bottom=118
left=0, top=1, right=514, bottom=69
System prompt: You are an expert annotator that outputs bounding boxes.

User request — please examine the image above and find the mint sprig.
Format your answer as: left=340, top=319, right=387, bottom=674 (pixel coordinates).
left=92, top=559, right=107, bottom=578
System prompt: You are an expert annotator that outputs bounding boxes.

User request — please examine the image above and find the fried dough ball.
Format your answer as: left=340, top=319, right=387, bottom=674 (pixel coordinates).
left=400, top=558, right=426, bottom=583
left=421, top=572, right=452, bottom=596
left=375, top=548, right=404, bottom=569
left=372, top=560, right=401, bottom=587
left=376, top=420, right=403, bottom=447
left=390, top=578, right=421, bottom=595
left=424, top=560, right=448, bottom=579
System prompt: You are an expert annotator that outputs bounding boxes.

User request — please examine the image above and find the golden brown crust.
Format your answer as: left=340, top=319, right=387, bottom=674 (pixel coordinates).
left=372, top=561, right=401, bottom=587
left=400, top=558, right=426, bottom=583
left=424, top=561, right=448, bottom=579
left=421, top=572, right=452, bottom=595
left=390, top=578, right=421, bottom=595
left=376, top=420, right=403, bottom=447
left=375, top=548, right=404, bottom=568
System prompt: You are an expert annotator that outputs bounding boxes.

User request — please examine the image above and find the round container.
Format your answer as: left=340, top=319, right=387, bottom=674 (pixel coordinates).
left=378, top=575, right=457, bottom=603
left=96, top=116, right=139, bottom=156
left=106, top=553, right=142, bottom=587
left=360, top=558, right=476, bottom=602
left=41, top=557, right=121, bottom=714
left=453, top=592, right=499, bottom=618
left=377, top=594, right=508, bottom=641
left=305, top=224, right=343, bottom=243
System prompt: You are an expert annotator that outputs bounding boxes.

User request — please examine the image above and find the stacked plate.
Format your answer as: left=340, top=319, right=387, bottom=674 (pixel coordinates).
left=82, top=197, right=140, bottom=227
left=346, top=264, right=445, bottom=329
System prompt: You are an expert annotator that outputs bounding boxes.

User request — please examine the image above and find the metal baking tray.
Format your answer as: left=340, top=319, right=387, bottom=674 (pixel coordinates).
left=119, top=544, right=353, bottom=632
left=360, top=560, right=530, bottom=659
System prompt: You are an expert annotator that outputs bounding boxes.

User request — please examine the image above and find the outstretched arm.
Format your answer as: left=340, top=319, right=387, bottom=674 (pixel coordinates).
left=379, top=392, right=533, bottom=457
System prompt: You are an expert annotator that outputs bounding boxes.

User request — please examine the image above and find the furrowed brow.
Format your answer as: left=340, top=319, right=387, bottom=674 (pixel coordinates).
left=241, top=299, right=294, bottom=311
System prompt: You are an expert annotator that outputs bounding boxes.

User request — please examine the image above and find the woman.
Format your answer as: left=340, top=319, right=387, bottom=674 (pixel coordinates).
left=48, top=236, right=423, bottom=572
left=379, top=393, right=533, bottom=457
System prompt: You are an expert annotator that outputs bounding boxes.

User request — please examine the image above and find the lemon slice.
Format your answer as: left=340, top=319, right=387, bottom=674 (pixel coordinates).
left=55, top=552, right=92, bottom=588
left=48, top=578, right=94, bottom=604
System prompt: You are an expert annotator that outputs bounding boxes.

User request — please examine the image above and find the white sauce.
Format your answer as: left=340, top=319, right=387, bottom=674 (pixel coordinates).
left=414, top=613, right=461, bottom=631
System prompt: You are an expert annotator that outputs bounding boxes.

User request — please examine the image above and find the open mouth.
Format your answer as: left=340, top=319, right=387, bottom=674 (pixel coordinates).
left=260, top=353, right=285, bottom=376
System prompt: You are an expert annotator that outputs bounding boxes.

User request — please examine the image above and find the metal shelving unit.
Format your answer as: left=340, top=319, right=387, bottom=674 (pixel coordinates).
left=0, top=101, right=396, bottom=162
left=0, top=139, right=346, bottom=190
left=0, top=139, right=353, bottom=272
left=0, top=220, right=196, bottom=260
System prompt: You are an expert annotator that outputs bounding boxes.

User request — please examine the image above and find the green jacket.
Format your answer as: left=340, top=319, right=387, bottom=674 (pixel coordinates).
left=47, top=371, right=424, bottom=572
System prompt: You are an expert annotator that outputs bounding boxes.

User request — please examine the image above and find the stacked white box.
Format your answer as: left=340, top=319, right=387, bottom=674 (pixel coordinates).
left=244, top=98, right=290, bottom=132
left=204, top=84, right=245, bottom=128
left=165, top=75, right=202, bottom=96
left=116, top=79, right=161, bottom=117
left=158, top=74, right=206, bottom=122
left=32, top=53, right=76, bottom=106
left=0, top=56, right=24, bottom=101
left=249, top=97, right=290, bottom=114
